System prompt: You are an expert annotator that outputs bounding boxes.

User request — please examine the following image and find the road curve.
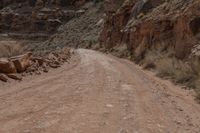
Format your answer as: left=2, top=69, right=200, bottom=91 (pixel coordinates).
left=0, top=49, right=200, bottom=133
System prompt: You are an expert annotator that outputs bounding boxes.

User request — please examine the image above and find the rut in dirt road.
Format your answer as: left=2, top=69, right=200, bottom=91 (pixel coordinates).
left=0, top=49, right=200, bottom=133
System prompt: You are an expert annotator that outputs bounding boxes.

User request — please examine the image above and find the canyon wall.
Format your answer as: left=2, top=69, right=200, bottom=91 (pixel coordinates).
left=0, top=0, right=87, bottom=36
left=100, top=0, right=200, bottom=62
left=0, top=0, right=87, bottom=8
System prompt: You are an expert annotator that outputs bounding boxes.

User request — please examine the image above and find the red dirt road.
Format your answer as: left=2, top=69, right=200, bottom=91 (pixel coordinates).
left=0, top=49, right=200, bottom=133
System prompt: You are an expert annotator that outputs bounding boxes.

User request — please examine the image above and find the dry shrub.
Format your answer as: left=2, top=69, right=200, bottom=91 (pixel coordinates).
left=142, top=50, right=199, bottom=86
left=156, top=57, right=197, bottom=85
left=156, top=58, right=200, bottom=102
left=156, top=57, right=175, bottom=78
left=142, top=49, right=200, bottom=102
left=142, top=50, right=162, bottom=70
left=174, top=61, right=196, bottom=85
left=0, top=41, right=24, bottom=57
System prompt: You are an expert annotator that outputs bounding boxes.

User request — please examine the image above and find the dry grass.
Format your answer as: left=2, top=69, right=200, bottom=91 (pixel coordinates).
left=0, top=41, right=24, bottom=58
left=156, top=58, right=197, bottom=85
left=142, top=50, right=200, bottom=101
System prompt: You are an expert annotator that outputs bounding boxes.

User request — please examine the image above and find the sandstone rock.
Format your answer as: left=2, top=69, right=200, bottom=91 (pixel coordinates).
left=76, top=9, right=85, bottom=17
left=7, top=73, right=22, bottom=80
left=0, top=58, right=17, bottom=74
left=0, top=0, right=88, bottom=38
left=49, top=63, right=60, bottom=68
left=0, top=73, right=8, bottom=82
left=43, top=67, right=48, bottom=73
left=10, top=52, right=32, bottom=73
left=31, top=57, right=45, bottom=66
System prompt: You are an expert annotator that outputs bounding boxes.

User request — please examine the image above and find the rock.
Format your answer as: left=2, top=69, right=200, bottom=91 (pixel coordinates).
left=76, top=9, right=85, bottom=17
left=96, top=19, right=104, bottom=27
left=7, top=73, right=22, bottom=80
left=0, top=58, right=17, bottom=74
left=35, top=71, right=41, bottom=75
left=48, top=63, right=60, bottom=68
left=10, top=52, right=32, bottom=73
left=31, top=57, right=45, bottom=66
left=43, top=68, right=48, bottom=73
left=0, top=73, right=8, bottom=82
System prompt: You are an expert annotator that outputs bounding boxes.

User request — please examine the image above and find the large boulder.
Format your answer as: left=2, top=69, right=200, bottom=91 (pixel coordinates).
left=0, top=58, right=17, bottom=73
left=0, top=74, right=8, bottom=82
left=10, top=52, right=32, bottom=73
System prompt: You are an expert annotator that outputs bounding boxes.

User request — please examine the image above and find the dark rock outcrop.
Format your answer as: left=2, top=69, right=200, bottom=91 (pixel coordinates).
left=100, top=0, right=200, bottom=61
left=0, top=0, right=88, bottom=37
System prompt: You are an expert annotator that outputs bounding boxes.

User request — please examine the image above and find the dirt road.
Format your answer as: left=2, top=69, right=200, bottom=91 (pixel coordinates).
left=0, top=49, right=200, bottom=133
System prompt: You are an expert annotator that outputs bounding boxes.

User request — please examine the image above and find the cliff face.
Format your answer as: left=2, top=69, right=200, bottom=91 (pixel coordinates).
left=0, top=0, right=87, bottom=37
left=0, top=0, right=86, bottom=9
left=100, top=0, right=200, bottom=61
left=100, top=0, right=200, bottom=92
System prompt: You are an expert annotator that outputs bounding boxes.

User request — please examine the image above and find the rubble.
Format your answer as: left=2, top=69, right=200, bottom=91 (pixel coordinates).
left=10, top=52, right=32, bottom=73
left=0, top=48, right=71, bottom=82
left=7, top=73, right=22, bottom=80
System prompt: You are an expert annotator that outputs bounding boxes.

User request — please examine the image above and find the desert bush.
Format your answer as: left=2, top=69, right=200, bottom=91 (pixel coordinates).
left=0, top=41, right=24, bottom=57
left=156, top=57, right=175, bottom=78
left=140, top=48, right=200, bottom=102
left=142, top=50, right=158, bottom=70
left=142, top=50, right=199, bottom=87
left=87, top=36, right=98, bottom=47
left=156, top=57, right=198, bottom=85
left=174, top=61, right=197, bottom=85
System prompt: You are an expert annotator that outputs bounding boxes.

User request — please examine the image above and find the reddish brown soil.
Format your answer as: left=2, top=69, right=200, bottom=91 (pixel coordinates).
left=0, top=49, right=200, bottom=133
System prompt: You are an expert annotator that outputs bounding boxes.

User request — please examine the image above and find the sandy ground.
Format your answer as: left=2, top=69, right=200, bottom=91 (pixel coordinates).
left=0, top=49, right=200, bottom=133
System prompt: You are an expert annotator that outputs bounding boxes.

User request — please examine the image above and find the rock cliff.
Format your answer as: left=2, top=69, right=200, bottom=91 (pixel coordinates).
left=100, top=0, right=200, bottom=60
left=0, top=0, right=87, bottom=38
left=100, top=0, right=200, bottom=91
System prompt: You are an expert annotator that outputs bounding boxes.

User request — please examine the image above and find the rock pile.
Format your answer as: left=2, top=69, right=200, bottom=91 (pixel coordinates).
left=0, top=48, right=71, bottom=82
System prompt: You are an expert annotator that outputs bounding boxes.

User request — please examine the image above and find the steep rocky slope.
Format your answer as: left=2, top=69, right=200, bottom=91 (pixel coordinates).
left=0, top=0, right=87, bottom=39
left=0, top=0, right=90, bottom=59
left=100, top=0, right=200, bottom=99
left=24, top=2, right=104, bottom=55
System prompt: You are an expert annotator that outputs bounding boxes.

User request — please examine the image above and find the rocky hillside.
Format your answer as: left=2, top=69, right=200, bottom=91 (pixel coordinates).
left=100, top=0, right=198, bottom=59
left=100, top=0, right=200, bottom=98
left=0, top=0, right=87, bottom=39
left=23, top=1, right=104, bottom=55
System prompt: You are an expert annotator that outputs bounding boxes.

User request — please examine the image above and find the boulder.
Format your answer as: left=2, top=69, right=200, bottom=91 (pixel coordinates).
left=10, top=52, right=32, bottom=73
left=0, top=58, right=17, bottom=73
left=7, top=73, right=22, bottom=80
left=31, top=57, right=45, bottom=66
left=0, top=74, right=8, bottom=82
